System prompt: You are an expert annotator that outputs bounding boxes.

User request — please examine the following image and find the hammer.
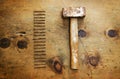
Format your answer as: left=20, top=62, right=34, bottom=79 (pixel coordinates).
left=62, top=7, right=86, bottom=69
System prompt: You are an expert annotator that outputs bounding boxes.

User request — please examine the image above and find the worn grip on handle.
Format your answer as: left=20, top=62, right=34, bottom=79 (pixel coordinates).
left=70, top=18, right=79, bottom=69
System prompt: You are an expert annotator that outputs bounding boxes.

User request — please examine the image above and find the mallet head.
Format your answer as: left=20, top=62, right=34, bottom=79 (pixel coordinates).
left=62, top=7, right=86, bottom=18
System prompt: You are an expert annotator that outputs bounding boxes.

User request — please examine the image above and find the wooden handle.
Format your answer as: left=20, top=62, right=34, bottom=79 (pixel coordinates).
left=70, top=18, right=79, bottom=69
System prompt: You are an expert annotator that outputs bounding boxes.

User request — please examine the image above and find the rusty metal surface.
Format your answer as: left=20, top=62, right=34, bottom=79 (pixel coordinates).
left=62, top=7, right=85, bottom=17
left=0, top=0, right=120, bottom=79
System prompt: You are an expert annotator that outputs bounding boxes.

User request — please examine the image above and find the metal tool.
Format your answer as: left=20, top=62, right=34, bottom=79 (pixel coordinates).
left=62, top=7, right=86, bottom=69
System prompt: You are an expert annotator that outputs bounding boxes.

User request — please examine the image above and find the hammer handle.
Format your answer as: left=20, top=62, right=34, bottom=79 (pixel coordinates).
left=70, top=18, right=79, bottom=69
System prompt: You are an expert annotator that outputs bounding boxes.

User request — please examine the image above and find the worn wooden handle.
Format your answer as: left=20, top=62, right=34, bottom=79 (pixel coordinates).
left=70, top=18, right=79, bottom=69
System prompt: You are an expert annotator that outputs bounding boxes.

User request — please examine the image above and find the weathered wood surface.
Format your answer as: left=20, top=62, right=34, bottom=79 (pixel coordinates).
left=0, top=0, right=120, bottom=79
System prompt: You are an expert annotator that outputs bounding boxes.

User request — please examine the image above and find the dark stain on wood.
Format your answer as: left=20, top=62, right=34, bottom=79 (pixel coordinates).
left=0, top=38, right=11, bottom=48
left=17, top=40, right=27, bottom=49
left=47, top=56, right=63, bottom=74
left=108, top=29, right=118, bottom=37
left=78, top=29, right=87, bottom=38
left=53, top=60, right=62, bottom=73
left=88, top=56, right=100, bottom=67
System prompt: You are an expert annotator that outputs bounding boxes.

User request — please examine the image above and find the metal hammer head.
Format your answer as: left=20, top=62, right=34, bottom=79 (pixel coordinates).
left=62, top=7, right=86, bottom=18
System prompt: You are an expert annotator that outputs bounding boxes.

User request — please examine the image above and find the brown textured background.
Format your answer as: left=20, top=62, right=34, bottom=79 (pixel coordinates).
left=0, top=0, right=120, bottom=79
